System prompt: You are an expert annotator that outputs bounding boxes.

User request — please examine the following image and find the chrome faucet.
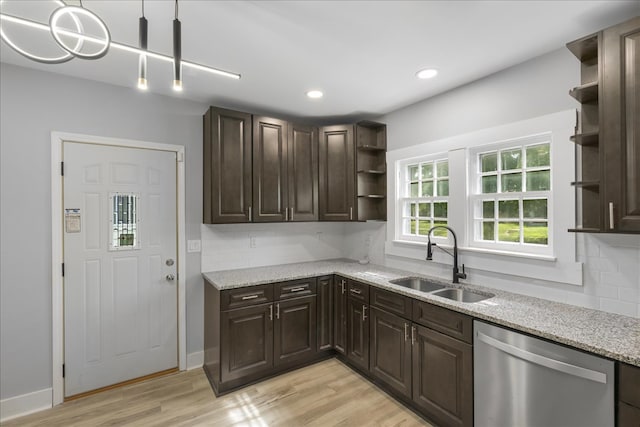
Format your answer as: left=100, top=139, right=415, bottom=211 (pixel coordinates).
left=426, top=225, right=467, bottom=284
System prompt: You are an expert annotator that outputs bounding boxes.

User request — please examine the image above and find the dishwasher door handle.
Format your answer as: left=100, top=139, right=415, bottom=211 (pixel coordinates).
left=477, top=331, right=608, bottom=384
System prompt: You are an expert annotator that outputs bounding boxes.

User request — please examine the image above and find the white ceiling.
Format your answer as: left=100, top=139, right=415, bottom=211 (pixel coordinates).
left=1, top=1, right=638, bottom=122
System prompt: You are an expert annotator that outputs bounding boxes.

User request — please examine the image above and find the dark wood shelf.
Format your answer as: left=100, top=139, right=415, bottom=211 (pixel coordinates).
left=357, top=145, right=386, bottom=151
left=566, top=34, right=598, bottom=62
left=568, top=228, right=602, bottom=233
left=357, top=169, right=386, bottom=174
left=570, top=131, right=599, bottom=146
left=571, top=180, right=600, bottom=189
left=357, top=195, right=385, bottom=199
left=569, top=82, right=599, bottom=103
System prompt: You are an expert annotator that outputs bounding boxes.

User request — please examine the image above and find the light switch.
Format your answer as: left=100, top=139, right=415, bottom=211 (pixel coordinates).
left=187, top=240, right=201, bottom=253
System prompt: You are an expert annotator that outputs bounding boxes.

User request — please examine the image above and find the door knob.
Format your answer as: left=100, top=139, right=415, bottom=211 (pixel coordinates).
left=166, top=274, right=175, bottom=281
left=165, top=259, right=175, bottom=266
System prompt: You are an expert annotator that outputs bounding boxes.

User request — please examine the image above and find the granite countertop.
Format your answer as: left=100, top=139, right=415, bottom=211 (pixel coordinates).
left=203, top=259, right=640, bottom=367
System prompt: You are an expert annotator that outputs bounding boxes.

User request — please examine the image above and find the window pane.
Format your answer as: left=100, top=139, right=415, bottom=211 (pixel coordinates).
left=501, top=173, right=522, bottom=192
left=434, top=202, right=447, bottom=218
left=482, top=201, right=494, bottom=218
left=482, top=175, right=497, bottom=193
left=421, top=181, right=433, bottom=197
left=498, top=200, right=519, bottom=219
left=410, top=219, right=416, bottom=234
left=501, top=148, right=522, bottom=170
left=421, top=163, right=433, bottom=179
left=481, top=153, right=497, bottom=172
left=526, top=170, right=550, bottom=191
left=410, top=182, right=419, bottom=197
left=418, top=220, right=431, bottom=235
left=418, top=202, right=431, bottom=217
left=409, top=165, right=419, bottom=180
left=437, top=179, right=449, bottom=196
left=498, top=222, right=520, bottom=242
left=524, top=222, right=548, bottom=245
left=436, top=161, right=448, bottom=177
left=433, top=220, right=448, bottom=237
left=523, top=199, right=547, bottom=219
left=482, top=221, right=495, bottom=241
left=111, top=194, right=138, bottom=249
left=526, top=144, right=550, bottom=167
left=408, top=202, right=416, bottom=217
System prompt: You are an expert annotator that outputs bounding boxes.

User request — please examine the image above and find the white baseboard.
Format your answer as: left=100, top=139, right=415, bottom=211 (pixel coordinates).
left=0, top=388, right=52, bottom=423
left=186, top=351, right=204, bottom=370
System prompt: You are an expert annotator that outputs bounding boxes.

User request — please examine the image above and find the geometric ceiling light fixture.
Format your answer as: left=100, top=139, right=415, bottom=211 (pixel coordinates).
left=138, top=0, right=148, bottom=90
left=0, top=0, right=242, bottom=89
left=172, top=0, right=182, bottom=91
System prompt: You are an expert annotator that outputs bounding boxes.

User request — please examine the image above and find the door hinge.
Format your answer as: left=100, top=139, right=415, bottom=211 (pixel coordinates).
left=62, top=263, right=65, bottom=277
left=61, top=162, right=64, bottom=176
left=62, top=364, right=65, bottom=378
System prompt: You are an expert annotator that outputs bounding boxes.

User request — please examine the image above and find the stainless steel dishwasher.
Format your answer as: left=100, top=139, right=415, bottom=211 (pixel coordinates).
left=474, top=320, right=614, bottom=427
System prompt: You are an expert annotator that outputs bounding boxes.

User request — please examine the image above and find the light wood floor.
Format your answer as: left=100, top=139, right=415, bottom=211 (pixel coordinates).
left=5, top=359, right=431, bottom=426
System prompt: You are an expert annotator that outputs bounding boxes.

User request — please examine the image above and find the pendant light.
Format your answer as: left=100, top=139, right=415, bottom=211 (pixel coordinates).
left=138, top=0, right=148, bottom=90
left=172, top=0, right=182, bottom=91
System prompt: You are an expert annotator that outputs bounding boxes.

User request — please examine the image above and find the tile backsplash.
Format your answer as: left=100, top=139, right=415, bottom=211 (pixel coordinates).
left=201, top=222, right=639, bottom=318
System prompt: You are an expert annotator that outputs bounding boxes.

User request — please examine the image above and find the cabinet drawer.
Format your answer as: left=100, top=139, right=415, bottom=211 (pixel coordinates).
left=412, top=300, right=473, bottom=344
left=221, top=284, right=273, bottom=310
left=618, top=363, right=640, bottom=408
left=348, top=280, right=369, bottom=303
left=370, top=287, right=411, bottom=319
left=275, top=278, right=317, bottom=300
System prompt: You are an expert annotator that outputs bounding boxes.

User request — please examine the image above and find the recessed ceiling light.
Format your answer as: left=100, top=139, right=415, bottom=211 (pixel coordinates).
left=306, top=90, right=323, bottom=99
left=416, top=68, right=438, bottom=79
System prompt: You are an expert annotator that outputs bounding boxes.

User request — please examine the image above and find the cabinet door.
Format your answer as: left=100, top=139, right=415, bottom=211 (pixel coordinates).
left=253, top=116, right=288, bottom=222
left=319, top=125, right=355, bottom=221
left=333, top=277, right=347, bottom=355
left=347, top=298, right=369, bottom=371
left=288, top=124, right=319, bottom=221
left=412, top=324, right=473, bottom=427
left=369, top=308, right=412, bottom=399
left=204, top=107, right=252, bottom=224
left=317, top=276, right=333, bottom=351
left=602, top=17, right=640, bottom=232
left=220, top=304, right=273, bottom=382
left=274, top=296, right=317, bottom=366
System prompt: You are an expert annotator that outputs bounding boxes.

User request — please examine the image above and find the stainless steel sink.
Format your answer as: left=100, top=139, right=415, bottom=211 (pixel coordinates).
left=389, top=277, right=447, bottom=293
left=431, top=288, right=494, bottom=303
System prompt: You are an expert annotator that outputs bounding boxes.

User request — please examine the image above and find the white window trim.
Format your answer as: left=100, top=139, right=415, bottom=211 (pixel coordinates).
left=468, top=134, right=553, bottom=256
left=385, top=110, right=582, bottom=286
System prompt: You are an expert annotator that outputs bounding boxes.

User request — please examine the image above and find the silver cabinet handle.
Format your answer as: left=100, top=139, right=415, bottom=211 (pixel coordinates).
left=477, top=331, right=608, bottom=384
left=290, top=287, right=305, bottom=292
left=290, top=207, right=294, bottom=221
left=411, top=326, right=416, bottom=346
left=248, top=206, right=252, bottom=222
left=404, top=323, right=409, bottom=342
left=362, top=305, right=367, bottom=321
left=269, top=304, right=273, bottom=321
left=241, top=294, right=259, bottom=300
left=285, top=207, right=289, bottom=221
left=609, top=202, right=614, bottom=229
left=349, top=207, right=353, bottom=220
left=350, top=288, right=362, bottom=295
left=341, top=280, right=346, bottom=294
left=276, top=303, right=280, bottom=319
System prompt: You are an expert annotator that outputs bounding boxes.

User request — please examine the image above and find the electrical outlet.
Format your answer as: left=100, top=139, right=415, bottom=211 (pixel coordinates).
left=187, top=240, right=201, bottom=253
left=316, top=231, right=323, bottom=241
left=365, top=234, right=372, bottom=247
left=249, top=235, right=257, bottom=248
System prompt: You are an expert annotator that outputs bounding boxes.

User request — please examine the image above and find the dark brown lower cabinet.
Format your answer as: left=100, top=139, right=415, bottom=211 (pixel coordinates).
left=274, top=296, right=316, bottom=366
left=617, top=362, right=640, bottom=426
left=369, top=307, right=412, bottom=399
left=412, top=324, right=473, bottom=427
left=333, top=277, right=347, bottom=355
left=317, top=276, right=333, bottom=351
left=347, top=297, right=369, bottom=371
left=220, top=303, right=274, bottom=383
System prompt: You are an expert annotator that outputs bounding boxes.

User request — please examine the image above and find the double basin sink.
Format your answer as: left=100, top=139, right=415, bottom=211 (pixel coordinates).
left=389, top=277, right=494, bottom=303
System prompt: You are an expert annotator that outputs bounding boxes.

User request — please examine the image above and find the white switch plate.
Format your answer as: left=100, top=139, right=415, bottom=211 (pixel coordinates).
left=187, top=240, right=201, bottom=253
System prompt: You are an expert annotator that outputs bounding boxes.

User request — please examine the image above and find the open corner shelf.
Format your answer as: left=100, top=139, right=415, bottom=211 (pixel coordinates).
left=355, top=121, right=387, bottom=221
left=569, top=82, right=599, bottom=103
left=570, top=131, right=599, bottom=146
left=566, top=34, right=599, bottom=62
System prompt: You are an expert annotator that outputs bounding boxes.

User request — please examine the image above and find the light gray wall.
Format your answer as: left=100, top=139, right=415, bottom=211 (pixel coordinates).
left=0, top=63, right=207, bottom=400
left=383, top=48, right=578, bottom=150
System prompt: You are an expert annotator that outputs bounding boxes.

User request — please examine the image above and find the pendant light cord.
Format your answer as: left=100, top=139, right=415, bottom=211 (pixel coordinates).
left=142, top=0, right=145, bottom=17
left=175, top=0, right=179, bottom=19
left=79, top=0, right=83, bottom=7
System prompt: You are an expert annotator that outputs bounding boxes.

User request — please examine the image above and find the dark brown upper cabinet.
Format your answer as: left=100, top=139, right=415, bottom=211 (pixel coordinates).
left=319, top=125, right=356, bottom=221
left=568, top=16, right=640, bottom=233
left=253, top=116, right=289, bottom=222
left=204, top=107, right=252, bottom=224
left=288, top=124, right=319, bottom=221
left=356, top=121, right=387, bottom=221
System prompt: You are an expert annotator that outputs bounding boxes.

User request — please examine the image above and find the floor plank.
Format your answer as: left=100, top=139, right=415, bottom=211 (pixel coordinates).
left=5, top=359, right=431, bottom=426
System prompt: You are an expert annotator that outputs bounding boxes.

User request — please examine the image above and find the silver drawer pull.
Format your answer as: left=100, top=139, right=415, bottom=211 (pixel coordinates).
left=350, top=288, right=362, bottom=295
left=290, top=287, right=305, bottom=292
left=241, top=294, right=259, bottom=300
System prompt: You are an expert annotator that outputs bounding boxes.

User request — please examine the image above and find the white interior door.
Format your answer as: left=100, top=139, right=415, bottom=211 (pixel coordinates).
left=63, top=141, right=178, bottom=397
